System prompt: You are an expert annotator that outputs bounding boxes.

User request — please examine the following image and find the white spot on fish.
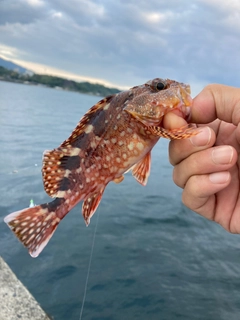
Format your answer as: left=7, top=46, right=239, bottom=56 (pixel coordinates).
left=84, top=124, right=94, bottom=134
left=21, top=222, right=28, bottom=227
left=64, top=169, right=71, bottom=178
left=26, top=234, right=35, bottom=244
left=20, top=228, right=28, bottom=235
left=76, top=167, right=82, bottom=174
left=127, top=142, right=134, bottom=151
left=70, top=147, right=81, bottom=156
left=134, top=149, right=138, bottom=155
left=120, top=131, right=125, bottom=137
left=90, top=140, right=97, bottom=148
left=103, top=103, right=110, bottom=110
left=56, top=190, right=66, bottom=198
left=111, top=138, right=117, bottom=144
left=36, top=235, right=42, bottom=242
left=136, top=142, right=144, bottom=151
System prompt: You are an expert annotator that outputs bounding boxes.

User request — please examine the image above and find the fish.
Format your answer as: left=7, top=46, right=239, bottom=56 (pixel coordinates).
left=4, top=78, right=197, bottom=257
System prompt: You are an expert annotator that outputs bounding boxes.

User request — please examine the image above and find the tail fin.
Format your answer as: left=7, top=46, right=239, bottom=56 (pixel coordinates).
left=4, top=198, right=65, bottom=257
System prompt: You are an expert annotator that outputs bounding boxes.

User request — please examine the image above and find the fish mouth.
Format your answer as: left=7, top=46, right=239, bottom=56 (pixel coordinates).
left=170, top=86, right=193, bottom=121
left=175, top=102, right=192, bottom=122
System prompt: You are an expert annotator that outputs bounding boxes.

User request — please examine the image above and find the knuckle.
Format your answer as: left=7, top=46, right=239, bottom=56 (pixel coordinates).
left=172, top=167, right=183, bottom=188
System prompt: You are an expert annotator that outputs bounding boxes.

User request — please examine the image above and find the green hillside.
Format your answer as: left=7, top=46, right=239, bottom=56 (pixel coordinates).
left=0, top=66, right=120, bottom=96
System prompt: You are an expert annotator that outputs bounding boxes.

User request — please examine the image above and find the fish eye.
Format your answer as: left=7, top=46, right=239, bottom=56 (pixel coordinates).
left=156, top=82, right=166, bottom=91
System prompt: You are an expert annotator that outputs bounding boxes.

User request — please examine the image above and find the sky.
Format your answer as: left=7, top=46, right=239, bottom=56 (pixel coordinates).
left=0, top=0, right=239, bottom=95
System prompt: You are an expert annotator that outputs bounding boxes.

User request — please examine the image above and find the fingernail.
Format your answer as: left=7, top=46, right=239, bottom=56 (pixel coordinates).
left=209, top=172, right=230, bottom=184
left=190, top=127, right=211, bottom=146
left=212, top=146, right=233, bottom=165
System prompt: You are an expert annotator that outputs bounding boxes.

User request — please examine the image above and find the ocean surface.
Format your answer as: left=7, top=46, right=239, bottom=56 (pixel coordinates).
left=1, top=81, right=240, bottom=320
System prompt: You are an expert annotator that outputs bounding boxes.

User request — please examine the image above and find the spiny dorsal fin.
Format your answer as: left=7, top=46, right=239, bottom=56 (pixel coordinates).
left=82, top=188, right=105, bottom=226
left=61, top=95, right=115, bottom=147
left=42, top=147, right=73, bottom=197
left=132, top=151, right=151, bottom=186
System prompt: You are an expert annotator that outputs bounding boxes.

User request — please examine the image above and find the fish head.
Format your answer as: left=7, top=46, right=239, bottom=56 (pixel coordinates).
left=124, top=78, right=192, bottom=126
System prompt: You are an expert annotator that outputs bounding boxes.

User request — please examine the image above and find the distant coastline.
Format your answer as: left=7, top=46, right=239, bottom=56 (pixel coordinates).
left=0, top=66, right=120, bottom=97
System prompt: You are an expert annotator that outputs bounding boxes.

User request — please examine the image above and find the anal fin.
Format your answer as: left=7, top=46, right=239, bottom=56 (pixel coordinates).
left=82, top=188, right=105, bottom=226
left=132, top=151, right=151, bottom=186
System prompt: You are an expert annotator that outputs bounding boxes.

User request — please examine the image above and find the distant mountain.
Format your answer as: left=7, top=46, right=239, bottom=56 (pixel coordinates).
left=0, top=65, right=120, bottom=96
left=0, top=57, right=28, bottom=74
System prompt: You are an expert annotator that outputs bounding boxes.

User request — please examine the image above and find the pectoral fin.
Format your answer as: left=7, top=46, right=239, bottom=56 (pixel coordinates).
left=148, top=124, right=198, bottom=139
left=132, top=151, right=151, bottom=186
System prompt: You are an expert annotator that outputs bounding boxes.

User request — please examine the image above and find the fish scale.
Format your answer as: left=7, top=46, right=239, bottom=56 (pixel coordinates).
left=4, top=78, right=197, bottom=257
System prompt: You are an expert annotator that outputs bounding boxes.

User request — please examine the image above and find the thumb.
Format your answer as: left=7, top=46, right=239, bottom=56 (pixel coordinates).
left=191, top=84, right=240, bottom=125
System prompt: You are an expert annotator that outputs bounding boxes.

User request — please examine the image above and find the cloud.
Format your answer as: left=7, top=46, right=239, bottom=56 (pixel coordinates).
left=0, top=0, right=47, bottom=25
left=0, top=0, right=239, bottom=92
left=24, top=0, right=45, bottom=7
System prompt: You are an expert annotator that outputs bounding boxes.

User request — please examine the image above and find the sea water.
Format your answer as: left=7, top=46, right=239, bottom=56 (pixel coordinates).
left=1, top=81, right=240, bottom=320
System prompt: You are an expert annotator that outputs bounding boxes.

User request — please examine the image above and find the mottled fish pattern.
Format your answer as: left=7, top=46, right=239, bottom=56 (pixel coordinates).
left=4, top=78, right=197, bottom=257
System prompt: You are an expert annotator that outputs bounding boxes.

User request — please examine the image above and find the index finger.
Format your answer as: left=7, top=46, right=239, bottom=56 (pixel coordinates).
left=191, top=84, right=240, bottom=125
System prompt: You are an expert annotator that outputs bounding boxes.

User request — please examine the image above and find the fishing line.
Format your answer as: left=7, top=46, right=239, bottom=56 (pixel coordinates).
left=79, top=209, right=100, bottom=320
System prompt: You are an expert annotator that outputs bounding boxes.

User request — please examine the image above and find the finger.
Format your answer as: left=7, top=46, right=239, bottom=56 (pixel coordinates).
left=169, top=126, right=215, bottom=166
left=182, top=172, right=231, bottom=221
left=163, top=110, right=188, bottom=129
left=191, top=84, right=240, bottom=125
left=173, top=145, right=237, bottom=188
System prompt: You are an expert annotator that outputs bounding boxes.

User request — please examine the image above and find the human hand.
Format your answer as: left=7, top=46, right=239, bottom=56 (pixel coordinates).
left=165, top=84, right=240, bottom=233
